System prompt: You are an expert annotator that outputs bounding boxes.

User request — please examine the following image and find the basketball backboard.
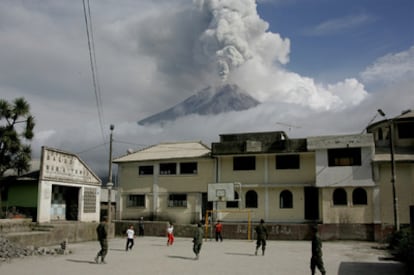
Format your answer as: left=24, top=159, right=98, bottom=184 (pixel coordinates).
left=208, top=183, right=235, bottom=201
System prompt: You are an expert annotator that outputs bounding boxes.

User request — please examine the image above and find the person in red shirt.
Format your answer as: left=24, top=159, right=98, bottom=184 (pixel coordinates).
left=215, top=220, right=223, bottom=242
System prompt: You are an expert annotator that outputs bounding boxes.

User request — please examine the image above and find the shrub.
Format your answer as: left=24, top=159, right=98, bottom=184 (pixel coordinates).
left=387, top=228, right=414, bottom=271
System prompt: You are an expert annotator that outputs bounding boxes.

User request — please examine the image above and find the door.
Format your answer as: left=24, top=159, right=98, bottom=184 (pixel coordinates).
left=304, top=187, right=319, bottom=220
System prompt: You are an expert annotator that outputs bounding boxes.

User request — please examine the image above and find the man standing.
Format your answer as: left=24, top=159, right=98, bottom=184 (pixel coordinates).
left=215, top=220, right=223, bottom=242
left=193, top=222, right=204, bottom=260
left=255, top=219, right=268, bottom=256
left=95, top=217, right=108, bottom=264
left=138, top=217, right=144, bottom=237
left=310, top=225, right=326, bottom=275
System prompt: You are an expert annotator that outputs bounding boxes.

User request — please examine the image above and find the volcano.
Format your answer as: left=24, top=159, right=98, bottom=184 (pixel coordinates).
left=138, top=84, right=260, bottom=125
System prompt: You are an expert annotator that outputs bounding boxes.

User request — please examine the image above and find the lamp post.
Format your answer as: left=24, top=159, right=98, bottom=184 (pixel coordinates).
left=107, top=124, right=114, bottom=225
left=377, top=109, right=399, bottom=231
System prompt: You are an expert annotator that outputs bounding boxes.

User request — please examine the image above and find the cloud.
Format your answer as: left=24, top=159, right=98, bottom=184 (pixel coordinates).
left=1, top=0, right=410, bottom=177
left=306, top=14, right=376, bottom=36
left=360, top=46, right=414, bottom=85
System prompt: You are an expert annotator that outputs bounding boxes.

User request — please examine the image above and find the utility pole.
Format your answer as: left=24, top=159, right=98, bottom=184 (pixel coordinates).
left=378, top=109, right=399, bottom=231
left=107, top=124, right=114, bottom=225
left=389, top=119, right=399, bottom=231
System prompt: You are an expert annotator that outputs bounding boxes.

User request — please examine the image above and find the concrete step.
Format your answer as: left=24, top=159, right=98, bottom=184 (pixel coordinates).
left=32, top=224, right=55, bottom=232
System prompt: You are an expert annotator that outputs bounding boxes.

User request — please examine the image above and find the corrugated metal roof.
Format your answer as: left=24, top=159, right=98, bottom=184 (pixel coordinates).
left=113, top=141, right=211, bottom=163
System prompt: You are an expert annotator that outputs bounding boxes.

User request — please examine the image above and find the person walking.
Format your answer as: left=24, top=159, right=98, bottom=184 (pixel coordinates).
left=95, top=217, right=108, bottom=264
left=193, top=222, right=204, bottom=260
left=310, top=225, right=326, bottom=275
left=125, top=224, right=135, bottom=251
left=138, top=217, right=144, bottom=237
left=215, top=220, right=223, bottom=242
left=254, top=219, right=268, bottom=256
left=167, top=222, right=174, bottom=246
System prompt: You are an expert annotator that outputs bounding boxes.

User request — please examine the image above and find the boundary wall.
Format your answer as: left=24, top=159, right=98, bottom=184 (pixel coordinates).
left=0, top=219, right=396, bottom=248
left=115, top=220, right=395, bottom=242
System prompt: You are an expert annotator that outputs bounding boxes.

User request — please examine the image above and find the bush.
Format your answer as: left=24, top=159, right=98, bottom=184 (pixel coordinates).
left=387, top=228, right=414, bottom=269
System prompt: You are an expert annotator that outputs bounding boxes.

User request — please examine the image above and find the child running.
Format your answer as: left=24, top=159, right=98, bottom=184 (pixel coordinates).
left=125, top=224, right=135, bottom=251
left=167, top=222, right=174, bottom=246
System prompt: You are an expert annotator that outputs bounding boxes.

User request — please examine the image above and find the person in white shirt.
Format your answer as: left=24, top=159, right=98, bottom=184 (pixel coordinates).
left=125, top=224, right=135, bottom=251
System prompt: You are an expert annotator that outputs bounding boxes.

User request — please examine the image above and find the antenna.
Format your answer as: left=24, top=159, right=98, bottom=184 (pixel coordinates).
left=275, top=122, right=301, bottom=131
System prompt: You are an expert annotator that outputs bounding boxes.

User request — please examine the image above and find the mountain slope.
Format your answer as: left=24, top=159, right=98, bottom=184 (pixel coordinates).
left=138, top=84, right=260, bottom=125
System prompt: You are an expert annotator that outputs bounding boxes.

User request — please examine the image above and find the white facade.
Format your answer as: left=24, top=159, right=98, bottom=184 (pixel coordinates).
left=37, top=147, right=101, bottom=223
left=307, top=134, right=375, bottom=187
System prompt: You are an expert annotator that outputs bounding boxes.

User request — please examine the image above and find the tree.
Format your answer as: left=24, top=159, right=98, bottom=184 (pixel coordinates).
left=0, top=98, right=35, bottom=217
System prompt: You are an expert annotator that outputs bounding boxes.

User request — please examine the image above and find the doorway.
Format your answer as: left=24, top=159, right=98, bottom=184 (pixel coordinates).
left=304, top=187, right=319, bottom=220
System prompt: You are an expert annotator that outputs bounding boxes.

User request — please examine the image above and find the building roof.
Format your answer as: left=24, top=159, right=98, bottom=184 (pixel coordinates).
left=212, top=131, right=307, bottom=155
left=367, top=109, right=414, bottom=130
left=395, top=109, right=414, bottom=120
left=307, top=134, right=374, bottom=150
left=3, top=159, right=40, bottom=177
left=113, top=141, right=211, bottom=163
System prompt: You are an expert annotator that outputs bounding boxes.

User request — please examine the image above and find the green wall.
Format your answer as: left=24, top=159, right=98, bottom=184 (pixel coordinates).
left=8, top=183, right=38, bottom=207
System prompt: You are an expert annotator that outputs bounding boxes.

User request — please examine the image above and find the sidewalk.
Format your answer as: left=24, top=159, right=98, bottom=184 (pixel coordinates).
left=0, top=237, right=406, bottom=275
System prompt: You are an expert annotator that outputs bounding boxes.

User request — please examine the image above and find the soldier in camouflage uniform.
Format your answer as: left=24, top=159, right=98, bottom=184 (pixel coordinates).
left=310, top=225, right=326, bottom=275
left=255, top=219, right=268, bottom=256
left=95, top=217, right=108, bottom=264
left=192, top=222, right=204, bottom=260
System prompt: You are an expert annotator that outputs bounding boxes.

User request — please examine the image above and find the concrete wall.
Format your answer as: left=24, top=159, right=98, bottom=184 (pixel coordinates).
left=0, top=219, right=394, bottom=248
left=321, top=187, right=375, bottom=224
left=114, top=220, right=392, bottom=242
left=1, top=220, right=104, bottom=247
left=378, top=162, right=414, bottom=224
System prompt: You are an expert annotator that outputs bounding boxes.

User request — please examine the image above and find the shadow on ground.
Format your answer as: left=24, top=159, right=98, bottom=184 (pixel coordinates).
left=66, top=259, right=97, bottom=265
left=338, top=261, right=406, bottom=275
left=167, top=255, right=195, bottom=261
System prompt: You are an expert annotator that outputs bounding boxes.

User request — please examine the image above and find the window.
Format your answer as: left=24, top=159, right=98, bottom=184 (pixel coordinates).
left=328, top=148, right=361, bottom=166
left=398, top=122, right=414, bottom=139
left=280, top=190, right=293, bottom=208
left=180, top=162, right=197, bottom=174
left=139, top=165, right=153, bottom=175
left=276, top=154, right=300, bottom=169
left=160, top=163, right=176, bottom=175
left=127, top=194, right=145, bottom=207
left=233, top=156, right=256, bottom=171
left=352, top=188, right=367, bottom=205
left=168, top=194, right=187, bottom=207
left=378, top=128, right=383, bottom=140
left=226, top=191, right=239, bottom=208
left=245, top=190, right=258, bottom=208
left=333, top=188, right=347, bottom=206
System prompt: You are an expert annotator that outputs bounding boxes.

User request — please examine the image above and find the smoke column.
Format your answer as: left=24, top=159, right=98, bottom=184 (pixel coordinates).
left=196, top=0, right=290, bottom=81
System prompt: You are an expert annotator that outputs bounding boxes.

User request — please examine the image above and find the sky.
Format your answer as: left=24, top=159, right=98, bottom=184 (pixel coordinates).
left=1, top=0, right=413, bottom=178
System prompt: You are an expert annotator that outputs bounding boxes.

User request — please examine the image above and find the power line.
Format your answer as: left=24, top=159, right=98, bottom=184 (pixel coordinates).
left=76, top=143, right=107, bottom=155
left=82, top=0, right=106, bottom=144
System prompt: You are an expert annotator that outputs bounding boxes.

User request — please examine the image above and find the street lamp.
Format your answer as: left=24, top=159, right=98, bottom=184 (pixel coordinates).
left=377, top=109, right=399, bottom=231
left=107, top=124, right=114, bottom=225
